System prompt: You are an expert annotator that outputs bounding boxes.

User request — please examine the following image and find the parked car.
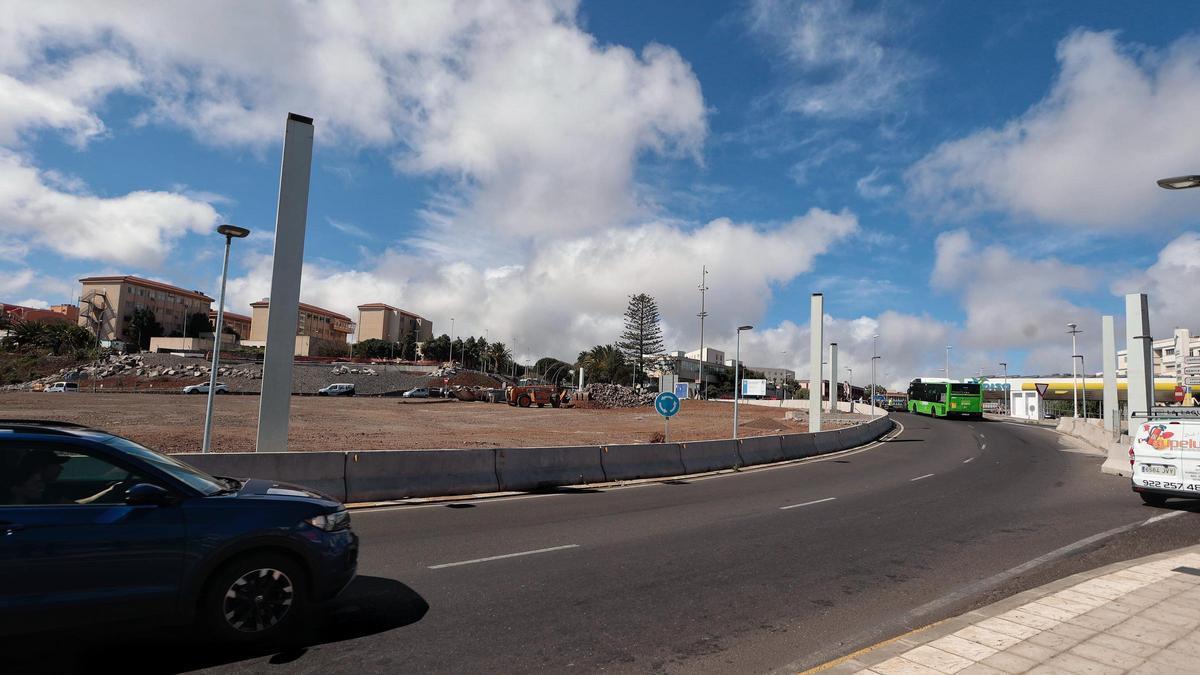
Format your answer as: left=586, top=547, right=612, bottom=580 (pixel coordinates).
left=44, top=382, right=79, bottom=393
left=182, top=382, right=228, bottom=395
left=0, top=420, right=358, bottom=641
left=402, top=387, right=430, bottom=398
left=318, top=383, right=356, bottom=397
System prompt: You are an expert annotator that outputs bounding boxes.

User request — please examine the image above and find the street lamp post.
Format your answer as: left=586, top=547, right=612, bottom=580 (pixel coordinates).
left=847, top=366, right=853, bottom=414
left=202, top=224, right=250, bottom=453
left=945, top=345, right=952, bottom=382
left=780, top=350, right=787, bottom=407
left=733, top=325, right=753, bottom=439
left=871, top=334, right=881, bottom=417
left=1068, top=322, right=1081, bottom=418
left=1000, top=362, right=1008, bottom=416
left=450, top=317, right=455, bottom=367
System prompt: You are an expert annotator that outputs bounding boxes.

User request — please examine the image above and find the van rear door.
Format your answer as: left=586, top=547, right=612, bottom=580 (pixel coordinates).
left=1132, top=420, right=1185, bottom=493
left=1179, top=420, right=1200, bottom=493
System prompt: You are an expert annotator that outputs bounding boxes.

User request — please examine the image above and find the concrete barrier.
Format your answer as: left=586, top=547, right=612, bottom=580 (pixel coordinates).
left=812, top=428, right=844, bottom=455
left=178, top=451, right=348, bottom=502
left=345, top=449, right=498, bottom=501
left=601, top=443, right=685, bottom=481
left=495, top=446, right=605, bottom=491
left=679, top=439, right=742, bottom=473
left=737, top=434, right=785, bottom=466
left=780, top=432, right=817, bottom=459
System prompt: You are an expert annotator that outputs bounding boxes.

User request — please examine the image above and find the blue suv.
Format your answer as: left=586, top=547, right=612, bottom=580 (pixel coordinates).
left=0, top=420, right=358, bottom=642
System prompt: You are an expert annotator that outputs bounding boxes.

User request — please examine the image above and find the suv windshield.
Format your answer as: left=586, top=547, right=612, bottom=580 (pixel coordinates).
left=101, top=436, right=225, bottom=496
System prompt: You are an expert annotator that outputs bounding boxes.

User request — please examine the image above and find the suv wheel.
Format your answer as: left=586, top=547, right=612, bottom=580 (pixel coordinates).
left=203, top=552, right=309, bottom=643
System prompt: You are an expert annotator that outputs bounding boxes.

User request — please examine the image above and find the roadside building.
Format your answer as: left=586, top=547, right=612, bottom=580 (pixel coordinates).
left=685, top=347, right=725, bottom=364
left=2, top=303, right=78, bottom=326
left=1116, top=328, right=1198, bottom=378
left=208, top=309, right=252, bottom=341
left=749, top=366, right=795, bottom=383
left=77, top=276, right=213, bottom=343
left=244, top=299, right=355, bottom=356
left=356, top=303, right=433, bottom=343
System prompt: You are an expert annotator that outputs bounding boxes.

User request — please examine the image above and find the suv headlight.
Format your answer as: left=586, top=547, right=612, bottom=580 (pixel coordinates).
left=304, top=509, right=351, bottom=532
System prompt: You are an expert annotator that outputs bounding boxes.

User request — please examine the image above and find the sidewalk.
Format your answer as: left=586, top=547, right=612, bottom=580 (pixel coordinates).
left=819, top=546, right=1200, bottom=675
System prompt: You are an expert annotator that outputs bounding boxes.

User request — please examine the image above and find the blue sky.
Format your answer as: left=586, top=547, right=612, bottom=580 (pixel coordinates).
left=2, top=1, right=1198, bottom=386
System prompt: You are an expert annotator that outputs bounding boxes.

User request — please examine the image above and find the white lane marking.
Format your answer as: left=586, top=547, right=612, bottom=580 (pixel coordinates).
left=780, top=497, right=837, bottom=510
left=428, top=544, right=579, bottom=569
left=910, top=473, right=935, bottom=482
left=1143, top=510, right=1186, bottom=526
left=963, top=457, right=974, bottom=464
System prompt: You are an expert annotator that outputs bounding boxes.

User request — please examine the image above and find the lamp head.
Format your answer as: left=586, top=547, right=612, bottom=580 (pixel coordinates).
left=737, top=325, right=753, bottom=331
left=217, top=224, right=250, bottom=238
left=1157, top=175, right=1200, bottom=190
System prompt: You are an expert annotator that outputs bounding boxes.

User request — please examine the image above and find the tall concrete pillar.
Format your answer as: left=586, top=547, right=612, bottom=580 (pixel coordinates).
left=1125, top=293, right=1153, bottom=433
left=828, top=343, right=838, bottom=413
left=809, top=293, right=824, bottom=432
left=256, top=113, right=315, bottom=453
left=1102, top=315, right=1118, bottom=434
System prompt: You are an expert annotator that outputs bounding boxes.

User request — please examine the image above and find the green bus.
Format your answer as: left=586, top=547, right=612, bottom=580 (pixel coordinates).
left=906, top=378, right=983, bottom=419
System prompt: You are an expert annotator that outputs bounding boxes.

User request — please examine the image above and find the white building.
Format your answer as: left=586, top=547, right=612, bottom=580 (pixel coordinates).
left=748, top=366, right=795, bottom=383
left=1116, top=328, right=1198, bottom=378
left=685, top=347, right=725, bottom=364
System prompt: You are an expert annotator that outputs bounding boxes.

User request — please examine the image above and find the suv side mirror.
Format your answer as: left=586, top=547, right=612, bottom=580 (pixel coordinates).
left=125, top=483, right=176, bottom=507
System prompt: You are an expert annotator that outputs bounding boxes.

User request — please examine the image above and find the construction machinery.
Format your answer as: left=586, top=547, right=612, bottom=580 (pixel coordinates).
left=506, top=384, right=572, bottom=408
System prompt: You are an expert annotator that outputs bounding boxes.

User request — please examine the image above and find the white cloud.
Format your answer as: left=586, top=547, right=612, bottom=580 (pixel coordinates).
left=746, top=0, right=928, bottom=119
left=0, top=150, right=219, bottom=265
left=855, top=168, right=894, bottom=199
left=326, top=217, right=374, bottom=240
left=225, top=208, right=858, bottom=361
left=1112, top=231, right=1200, bottom=334
left=2, top=0, right=707, bottom=241
left=908, top=30, right=1200, bottom=230
left=15, top=298, right=50, bottom=309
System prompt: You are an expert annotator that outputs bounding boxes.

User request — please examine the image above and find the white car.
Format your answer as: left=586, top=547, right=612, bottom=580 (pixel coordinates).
left=318, top=383, right=356, bottom=397
left=402, top=387, right=430, bottom=398
left=1130, top=411, right=1200, bottom=505
left=45, top=382, right=79, bottom=393
left=182, top=382, right=228, bottom=395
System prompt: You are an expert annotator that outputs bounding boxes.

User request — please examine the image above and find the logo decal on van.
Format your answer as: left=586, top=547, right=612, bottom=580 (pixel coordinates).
left=1139, top=424, right=1174, bottom=451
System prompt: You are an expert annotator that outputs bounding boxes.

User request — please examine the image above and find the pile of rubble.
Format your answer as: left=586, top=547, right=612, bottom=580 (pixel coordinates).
left=582, top=383, right=656, bottom=408
left=331, top=365, right=378, bottom=376
left=15, top=353, right=264, bottom=391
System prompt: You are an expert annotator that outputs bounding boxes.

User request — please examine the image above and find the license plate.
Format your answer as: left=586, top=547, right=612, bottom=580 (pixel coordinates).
left=1142, top=464, right=1177, bottom=476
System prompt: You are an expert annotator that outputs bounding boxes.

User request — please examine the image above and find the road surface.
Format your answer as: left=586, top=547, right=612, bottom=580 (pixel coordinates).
left=12, top=413, right=1200, bottom=674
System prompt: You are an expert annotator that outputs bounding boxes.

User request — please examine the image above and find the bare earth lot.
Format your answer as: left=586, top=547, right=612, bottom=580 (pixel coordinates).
left=0, top=393, right=821, bottom=453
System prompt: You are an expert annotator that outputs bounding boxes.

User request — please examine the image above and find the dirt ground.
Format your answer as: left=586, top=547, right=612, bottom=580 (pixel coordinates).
left=0, top=392, right=824, bottom=453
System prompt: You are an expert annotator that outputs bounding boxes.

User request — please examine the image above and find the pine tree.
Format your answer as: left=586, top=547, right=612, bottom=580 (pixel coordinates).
left=617, top=293, right=665, bottom=387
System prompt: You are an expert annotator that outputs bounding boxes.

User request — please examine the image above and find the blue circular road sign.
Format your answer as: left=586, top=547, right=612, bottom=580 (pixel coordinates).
left=655, top=391, right=681, bottom=418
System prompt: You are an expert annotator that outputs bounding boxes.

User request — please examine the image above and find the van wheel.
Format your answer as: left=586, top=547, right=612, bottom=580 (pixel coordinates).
left=202, top=552, right=308, bottom=644
left=1140, top=493, right=1168, bottom=507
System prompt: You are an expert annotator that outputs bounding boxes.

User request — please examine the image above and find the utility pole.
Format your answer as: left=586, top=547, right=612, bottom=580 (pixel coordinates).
left=1000, top=362, right=1008, bottom=416
left=1068, top=323, right=1081, bottom=418
left=450, top=317, right=455, bottom=368
left=872, top=334, right=881, bottom=417
left=697, top=265, right=708, bottom=400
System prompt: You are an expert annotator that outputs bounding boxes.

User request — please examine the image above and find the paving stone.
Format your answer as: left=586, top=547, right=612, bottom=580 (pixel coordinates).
left=1039, top=595, right=1100, bottom=615
left=1046, top=622, right=1097, bottom=643
left=979, top=651, right=1039, bottom=674
left=1026, top=629, right=1085, bottom=652
left=954, top=626, right=1023, bottom=651
left=1082, top=632, right=1162, bottom=659
left=1068, top=641, right=1145, bottom=670
left=1107, top=615, right=1189, bottom=648
left=899, top=645, right=976, bottom=674
left=1021, top=601, right=1081, bottom=622
left=1055, top=589, right=1113, bottom=609
left=957, top=665, right=1007, bottom=675
left=1068, top=608, right=1129, bottom=632
left=1146, top=647, right=1200, bottom=671
left=1000, top=608, right=1060, bottom=631
left=927, top=635, right=998, bottom=662
left=1165, top=631, right=1200, bottom=658
left=1005, top=640, right=1060, bottom=662
left=976, top=617, right=1041, bottom=640
left=871, top=656, right=944, bottom=675
left=1038, top=651, right=1123, bottom=675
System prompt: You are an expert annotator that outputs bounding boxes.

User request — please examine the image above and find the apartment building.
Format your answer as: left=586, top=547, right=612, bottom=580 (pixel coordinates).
left=248, top=299, right=355, bottom=344
left=1117, top=328, right=1198, bottom=378
left=356, top=303, right=434, bottom=343
left=77, top=276, right=213, bottom=342
left=208, top=309, right=252, bottom=341
left=749, top=366, right=796, bottom=383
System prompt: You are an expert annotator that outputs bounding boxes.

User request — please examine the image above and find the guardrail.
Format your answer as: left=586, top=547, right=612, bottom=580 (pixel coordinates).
left=177, top=415, right=894, bottom=503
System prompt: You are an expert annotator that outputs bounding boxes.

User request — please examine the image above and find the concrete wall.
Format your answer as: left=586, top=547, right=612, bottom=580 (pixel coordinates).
left=175, top=415, right=894, bottom=503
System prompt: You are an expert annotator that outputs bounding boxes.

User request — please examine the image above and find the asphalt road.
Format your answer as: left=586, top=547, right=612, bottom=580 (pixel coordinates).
left=13, top=413, right=1200, bottom=674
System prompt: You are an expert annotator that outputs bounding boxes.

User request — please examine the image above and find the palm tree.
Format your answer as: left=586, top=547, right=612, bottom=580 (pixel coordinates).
left=577, top=344, right=629, bottom=384
left=487, top=342, right=511, bottom=374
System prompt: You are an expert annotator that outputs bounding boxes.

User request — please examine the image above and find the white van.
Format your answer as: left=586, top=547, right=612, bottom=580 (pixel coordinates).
left=1130, top=413, right=1200, bottom=505
left=45, top=382, right=79, bottom=393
